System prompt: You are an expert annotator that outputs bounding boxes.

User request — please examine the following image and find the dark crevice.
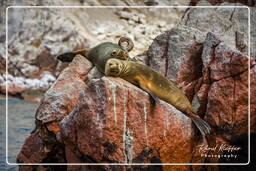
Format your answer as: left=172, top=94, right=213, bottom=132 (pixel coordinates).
left=211, top=67, right=250, bottom=83
left=229, top=8, right=236, bottom=22
left=183, top=8, right=191, bottom=25
left=164, top=52, right=169, bottom=77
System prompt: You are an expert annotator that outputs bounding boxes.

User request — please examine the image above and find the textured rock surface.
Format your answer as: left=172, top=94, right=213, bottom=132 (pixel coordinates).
left=146, top=26, right=205, bottom=102
left=17, top=55, right=204, bottom=171
left=181, top=5, right=249, bottom=56
left=145, top=27, right=254, bottom=167
left=17, top=26, right=254, bottom=170
left=185, top=1, right=256, bottom=60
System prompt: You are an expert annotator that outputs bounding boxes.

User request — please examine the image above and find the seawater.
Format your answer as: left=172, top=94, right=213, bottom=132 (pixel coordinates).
left=0, top=98, right=38, bottom=171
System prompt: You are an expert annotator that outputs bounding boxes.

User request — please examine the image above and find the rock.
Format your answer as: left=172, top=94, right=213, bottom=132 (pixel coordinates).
left=0, top=72, right=56, bottom=95
left=146, top=27, right=254, bottom=165
left=200, top=33, right=255, bottom=140
left=17, top=55, right=92, bottom=169
left=196, top=0, right=255, bottom=6
left=146, top=26, right=205, bottom=101
left=35, top=55, right=93, bottom=127
left=60, top=77, right=195, bottom=164
left=194, top=31, right=254, bottom=166
left=17, top=54, right=205, bottom=170
left=17, top=25, right=254, bottom=169
left=181, top=5, right=250, bottom=57
left=182, top=2, right=256, bottom=60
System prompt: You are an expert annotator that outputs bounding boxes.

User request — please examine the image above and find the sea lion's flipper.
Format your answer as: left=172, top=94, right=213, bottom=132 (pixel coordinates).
left=118, top=37, right=134, bottom=52
left=57, top=52, right=76, bottom=62
left=57, top=49, right=89, bottom=62
left=190, top=113, right=211, bottom=136
left=142, top=88, right=160, bottom=104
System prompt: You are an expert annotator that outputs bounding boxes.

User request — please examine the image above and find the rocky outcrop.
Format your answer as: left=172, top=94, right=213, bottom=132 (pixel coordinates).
left=185, top=1, right=256, bottom=60
left=145, top=26, right=255, bottom=167
left=181, top=5, right=249, bottom=56
left=17, top=26, right=254, bottom=170
left=189, top=0, right=255, bottom=6
left=17, top=55, right=204, bottom=171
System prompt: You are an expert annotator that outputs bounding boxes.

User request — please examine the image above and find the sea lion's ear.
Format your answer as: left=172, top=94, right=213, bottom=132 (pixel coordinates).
left=111, top=50, right=117, bottom=57
left=118, top=37, right=134, bottom=52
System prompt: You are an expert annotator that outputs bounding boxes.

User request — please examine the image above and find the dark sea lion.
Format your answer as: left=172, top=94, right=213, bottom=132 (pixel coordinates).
left=105, top=58, right=211, bottom=136
left=56, top=37, right=134, bottom=73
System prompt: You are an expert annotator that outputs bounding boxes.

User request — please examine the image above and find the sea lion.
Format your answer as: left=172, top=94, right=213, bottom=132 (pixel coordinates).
left=56, top=37, right=134, bottom=73
left=105, top=59, right=211, bottom=136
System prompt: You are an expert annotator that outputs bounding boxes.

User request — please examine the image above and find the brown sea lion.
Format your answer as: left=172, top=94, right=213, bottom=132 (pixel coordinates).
left=56, top=37, right=134, bottom=73
left=105, top=58, right=211, bottom=136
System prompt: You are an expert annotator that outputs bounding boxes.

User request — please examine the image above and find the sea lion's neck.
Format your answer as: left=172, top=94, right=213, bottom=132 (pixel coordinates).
left=119, top=62, right=130, bottom=77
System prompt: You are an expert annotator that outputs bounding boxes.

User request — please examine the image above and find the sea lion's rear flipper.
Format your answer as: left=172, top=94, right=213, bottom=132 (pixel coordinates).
left=57, top=49, right=89, bottom=62
left=190, top=113, right=211, bottom=136
left=57, top=52, right=76, bottom=62
left=118, top=37, right=134, bottom=52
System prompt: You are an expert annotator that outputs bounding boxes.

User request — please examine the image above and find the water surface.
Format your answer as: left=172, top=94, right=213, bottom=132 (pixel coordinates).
left=0, top=98, right=39, bottom=170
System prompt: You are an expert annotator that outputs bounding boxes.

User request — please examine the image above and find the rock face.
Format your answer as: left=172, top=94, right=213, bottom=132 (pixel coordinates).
left=17, top=55, right=202, bottom=171
left=183, top=1, right=256, bottom=60
left=146, top=26, right=205, bottom=102
left=145, top=26, right=254, bottom=167
left=17, top=26, right=254, bottom=170
left=181, top=6, right=249, bottom=56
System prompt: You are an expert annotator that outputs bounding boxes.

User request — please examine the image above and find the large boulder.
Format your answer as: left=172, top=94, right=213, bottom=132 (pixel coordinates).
left=145, top=26, right=254, bottom=167
left=17, top=55, right=203, bottom=171
left=182, top=2, right=256, bottom=60
left=17, top=26, right=254, bottom=170
left=146, top=26, right=205, bottom=102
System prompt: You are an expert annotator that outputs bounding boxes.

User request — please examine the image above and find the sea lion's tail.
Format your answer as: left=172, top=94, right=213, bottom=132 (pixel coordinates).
left=190, top=113, right=211, bottom=136
left=118, top=37, right=134, bottom=52
left=56, top=49, right=89, bottom=62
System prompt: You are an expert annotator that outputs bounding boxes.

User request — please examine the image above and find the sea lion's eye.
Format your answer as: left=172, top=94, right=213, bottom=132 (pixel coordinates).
left=111, top=50, right=117, bottom=56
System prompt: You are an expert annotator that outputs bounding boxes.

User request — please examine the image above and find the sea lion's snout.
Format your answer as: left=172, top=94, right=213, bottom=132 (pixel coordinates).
left=105, top=59, right=121, bottom=76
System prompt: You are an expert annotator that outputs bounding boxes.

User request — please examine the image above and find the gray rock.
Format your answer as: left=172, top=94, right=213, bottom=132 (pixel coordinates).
left=181, top=6, right=250, bottom=57
left=147, top=26, right=205, bottom=84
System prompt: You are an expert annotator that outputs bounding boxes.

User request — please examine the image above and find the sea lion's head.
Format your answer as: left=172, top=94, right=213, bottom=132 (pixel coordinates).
left=88, top=42, right=130, bottom=61
left=110, top=48, right=128, bottom=60
left=105, top=58, right=127, bottom=77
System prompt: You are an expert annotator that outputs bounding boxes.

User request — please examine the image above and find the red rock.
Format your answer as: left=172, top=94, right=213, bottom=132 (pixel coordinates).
left=17, top=55, right=93, bottom=169
left=60, top=76, right=196, bottom=165
left=251, top=66, right=256, bottom=133
left=35, top=55, right=93, bottom=125
left=17, top=28, right=254, bottom=170
left=17, top=52, right=204, bottom=170
left=147, top=26, right=205, bottom=100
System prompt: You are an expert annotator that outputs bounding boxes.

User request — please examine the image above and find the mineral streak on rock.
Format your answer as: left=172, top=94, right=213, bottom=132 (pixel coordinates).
left=122, top=90, right=128, bottom=163
left=110, top=82, right=118, bottom=124
left=143, top=102, right=149, bottom=147
left=124, top=129, right=134, bottom=164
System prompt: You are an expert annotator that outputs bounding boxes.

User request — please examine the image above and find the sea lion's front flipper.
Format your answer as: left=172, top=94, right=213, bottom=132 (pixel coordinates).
left=142, top=88, right=160, bottom=104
